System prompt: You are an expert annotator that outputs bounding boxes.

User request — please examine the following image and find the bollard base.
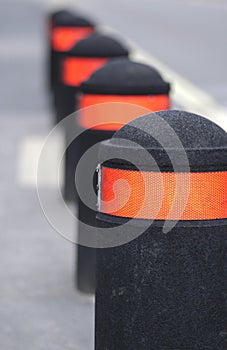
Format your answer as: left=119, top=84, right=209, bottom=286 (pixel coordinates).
left=77, top=243, right=96, bottom=294
left=75, top=129, right=115, bottom=294
left=96, top=214, right=227, bottom=350
left=55, top=85, right=78, bottom=124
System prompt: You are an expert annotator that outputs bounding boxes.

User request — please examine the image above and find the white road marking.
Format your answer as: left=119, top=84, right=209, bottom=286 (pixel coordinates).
left=17, top=132, right=65, bottom=187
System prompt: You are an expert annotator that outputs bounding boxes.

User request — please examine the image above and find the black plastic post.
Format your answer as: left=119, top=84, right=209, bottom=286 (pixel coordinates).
left=50, top=11, right=95, bottom=108
left=96, top=110, right=227, bottom=349
left=63, top=37, right=129, bottom=203
left=75, top=59, right=170, bottom=294
left=55, top=33, right=129, bottom=123
left=47, top=9, right=73, bottom=92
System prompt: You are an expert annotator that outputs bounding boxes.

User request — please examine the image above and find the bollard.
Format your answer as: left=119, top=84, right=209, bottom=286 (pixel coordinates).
left=96, top=110, right=227, bottom=349
left=75, top=59, right=171, bottom=294
left=55, top=33, right=129, bottom=123
left=50, top=11, right=95, bottom=102
left=63, top=38, right=129, bottom=203
left=47, top=9, right=73, bottom=92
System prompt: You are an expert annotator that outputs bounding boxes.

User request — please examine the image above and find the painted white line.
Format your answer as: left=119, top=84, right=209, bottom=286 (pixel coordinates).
left=17, top=132, right=64, bottom=187
left=100, top=25, right=227, bottom=132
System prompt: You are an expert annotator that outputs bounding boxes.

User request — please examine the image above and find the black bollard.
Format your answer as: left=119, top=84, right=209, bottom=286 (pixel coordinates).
left=56, top=33, right=129, bottom=123
left=96, top=110, right=227, bottom=349
left=47, top=9, right=73, bottom=92
left=63, top=37, right=129, bottom=203
left=75, top=59, right=171, bottom=294
left=50, top=11, right=95, bottom=105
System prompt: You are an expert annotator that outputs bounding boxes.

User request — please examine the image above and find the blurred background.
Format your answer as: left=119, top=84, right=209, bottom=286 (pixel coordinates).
left=0, top=0, right=226, bottom=349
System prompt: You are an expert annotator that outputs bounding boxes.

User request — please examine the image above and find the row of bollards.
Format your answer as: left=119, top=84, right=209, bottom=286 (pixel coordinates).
left=46, top=6, right=227, bottom=350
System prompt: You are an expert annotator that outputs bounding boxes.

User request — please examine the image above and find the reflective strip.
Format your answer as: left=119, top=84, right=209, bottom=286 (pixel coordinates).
left=51, top=26, right=93, bottom=51
left=100, top=167, right=227, bottom=220
left=62, top=57, right=109, bottom=86
left=78, top=94, right=170, bottom=130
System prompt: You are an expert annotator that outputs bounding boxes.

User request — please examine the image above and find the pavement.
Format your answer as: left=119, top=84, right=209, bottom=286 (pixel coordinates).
left=0, top=0, right=226, bottom=349
left=0, top=1, right=94, bottom=349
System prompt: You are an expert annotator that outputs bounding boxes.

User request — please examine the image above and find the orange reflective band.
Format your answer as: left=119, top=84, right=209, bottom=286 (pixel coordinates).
left=51, top=26, right=93, bottom=51
left=62, top=58, right=109, bottom=86
left=100, top=167, right=227, bottom=221
left=78, top=94, right=170, bottom=130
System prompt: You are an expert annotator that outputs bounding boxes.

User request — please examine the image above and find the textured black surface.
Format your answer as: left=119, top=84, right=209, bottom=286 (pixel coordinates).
left=113, top=110, right=227, bottom=148
left=52, top=11, right=95, bottom=28
left=96, top=219, right=227, bottom=350
left=63, top=98, right=80, bottom=203
left=47, top=10, right=75, bottom=92
left=99, top=110, right=227, bottom=171
left=96, top=110, right=227, bottom=349
left=49, top=9, right=73, bottom=24
left=55, top=35, right=128, bottom=123
left=76, top=129, right=115, bottom=294
left=50, top=13, right=95, bottom=108
left=64, top=126, right=114, bottom=203
left=55, top=85, right=78, bottom=124
left=52, top=51, right=66, bottom=112
left=80, top=58, right=170, bottom=95
left=67, top=33, right=129, bottom=58
left=77, top=243, right=96, bottom=294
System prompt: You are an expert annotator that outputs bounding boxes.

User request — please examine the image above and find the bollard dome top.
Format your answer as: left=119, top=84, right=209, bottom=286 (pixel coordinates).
left=67, top=33, right=129, bottom=58
left=80, top=58, right=170, bottom=95
left=99, top=110, right=227, bottom=170
left=53, top=10, right=95, bottom=28
left=51, top=9, right=72, bottom=22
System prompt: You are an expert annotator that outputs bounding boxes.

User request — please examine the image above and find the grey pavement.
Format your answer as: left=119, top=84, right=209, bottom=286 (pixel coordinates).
left=0, top=1, right=94, bottom=349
